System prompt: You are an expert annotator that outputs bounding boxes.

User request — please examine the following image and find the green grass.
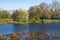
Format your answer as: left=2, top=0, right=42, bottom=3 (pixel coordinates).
left=44, top=19, right=60, bottom=23
left=0, top=19, right=60, bottom=24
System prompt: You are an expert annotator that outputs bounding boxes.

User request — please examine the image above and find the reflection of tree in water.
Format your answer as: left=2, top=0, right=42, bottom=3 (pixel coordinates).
left=12, top=24, right=29, bottom=40
left=13, top=24, right=29, bottom=33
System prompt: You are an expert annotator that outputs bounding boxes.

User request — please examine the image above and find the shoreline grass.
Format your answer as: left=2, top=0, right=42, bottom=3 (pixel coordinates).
left=0, top=19, right=60, bottom=24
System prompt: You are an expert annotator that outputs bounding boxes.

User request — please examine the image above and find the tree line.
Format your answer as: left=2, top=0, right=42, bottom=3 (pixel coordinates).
left=0, top=0, right=60, bottom=23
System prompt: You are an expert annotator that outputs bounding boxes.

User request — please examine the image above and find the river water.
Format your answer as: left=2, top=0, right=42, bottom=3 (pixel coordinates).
left=0, top=23, right=60, bottom=40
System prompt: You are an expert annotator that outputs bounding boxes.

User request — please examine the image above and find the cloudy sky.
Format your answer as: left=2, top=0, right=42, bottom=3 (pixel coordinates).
left=0, top=0, right=59, bottom=10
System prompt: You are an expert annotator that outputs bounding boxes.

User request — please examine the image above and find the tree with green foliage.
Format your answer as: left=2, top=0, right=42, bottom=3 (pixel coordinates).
left=1, top=10, right=11, bottom=19
left=12, top=9, right=29, bottom=23
left=39, top=2, right=49, bottom=23
left=43, top=10, right=52, bottom=19
left=28, top=6, right=43, bottom=23
left=0, top=11, right=2, bottom=19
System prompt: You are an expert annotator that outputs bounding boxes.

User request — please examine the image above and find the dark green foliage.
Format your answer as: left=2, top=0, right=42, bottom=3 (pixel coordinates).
left=12, top=9, right=29, bottom=23
left=0, top=10, right=11, bottom=19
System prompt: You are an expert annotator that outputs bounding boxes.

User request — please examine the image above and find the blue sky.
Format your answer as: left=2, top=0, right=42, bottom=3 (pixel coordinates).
left=0, top=0, right=59, bottom=10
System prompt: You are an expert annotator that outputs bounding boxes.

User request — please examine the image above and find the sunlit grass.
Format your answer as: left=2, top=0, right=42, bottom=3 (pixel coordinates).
left=44, top=19, right=60, bottom=23
left=0, top=19, right=60, bottom=24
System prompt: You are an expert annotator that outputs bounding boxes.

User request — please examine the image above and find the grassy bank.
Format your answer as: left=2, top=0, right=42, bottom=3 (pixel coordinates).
left=0, top=19, right=60, bottom=24
left=43, top=19, right=60, bottom=23
left=0, top=19, right=29, bottom=24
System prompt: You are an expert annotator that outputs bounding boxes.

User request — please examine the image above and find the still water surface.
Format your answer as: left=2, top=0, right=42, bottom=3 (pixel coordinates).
left=0, top=23, right=60, bottom=35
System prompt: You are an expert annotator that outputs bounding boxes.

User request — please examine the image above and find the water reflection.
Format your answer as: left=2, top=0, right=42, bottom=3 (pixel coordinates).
left=0, top=24, right=14, bottom=35
left=13, top=24, right=29, bottom=33
left=0, top=23, right=60, bottom=35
